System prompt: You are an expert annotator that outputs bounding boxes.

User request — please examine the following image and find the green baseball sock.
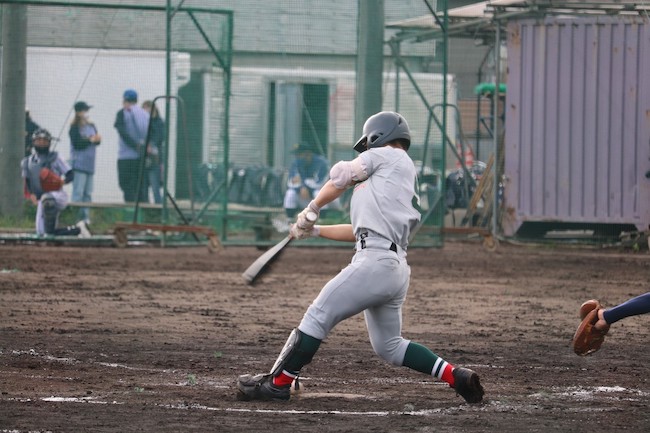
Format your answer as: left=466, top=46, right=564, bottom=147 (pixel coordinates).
left=285, top=330, right=321, bottom=372
left=403, top=342, right=455, bottom=386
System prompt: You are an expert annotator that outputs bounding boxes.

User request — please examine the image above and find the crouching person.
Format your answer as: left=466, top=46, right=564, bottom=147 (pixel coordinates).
left=21, top=128, right=91, bottom=237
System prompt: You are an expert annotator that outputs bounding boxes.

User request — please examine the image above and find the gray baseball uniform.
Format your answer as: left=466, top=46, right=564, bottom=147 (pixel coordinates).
left=298, top=146, right=421, bottom=366
left=237, top=111, right=484, bottom=404
left=21, top=152, right=72, bottom=235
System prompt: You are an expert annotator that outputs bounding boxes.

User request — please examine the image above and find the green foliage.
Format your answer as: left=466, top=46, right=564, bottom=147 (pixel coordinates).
left=0, top=202, right=35, bottom=229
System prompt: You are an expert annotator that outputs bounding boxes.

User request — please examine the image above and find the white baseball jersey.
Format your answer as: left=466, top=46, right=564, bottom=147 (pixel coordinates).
left=298, top=145, right=422, bottom=367
left=350, top=146, right=421, bottom=249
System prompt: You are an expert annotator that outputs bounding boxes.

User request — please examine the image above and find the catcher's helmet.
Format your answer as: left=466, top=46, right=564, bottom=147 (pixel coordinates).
left=32, top=128, right=52, bottom=144
left=353, top=111, right=411, bottom=153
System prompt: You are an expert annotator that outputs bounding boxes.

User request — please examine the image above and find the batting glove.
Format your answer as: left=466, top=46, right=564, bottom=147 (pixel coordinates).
left=290, top=224, right=320, bottom=240
left=296, top=200, right=320, bottom=230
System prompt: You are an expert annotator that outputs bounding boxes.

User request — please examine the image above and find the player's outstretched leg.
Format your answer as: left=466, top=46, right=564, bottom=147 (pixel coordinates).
left=452, top=367, right=484, bottom=403
left=401, top=342, right=484, bottom=403
left=236, top=329, right=321, bottom=402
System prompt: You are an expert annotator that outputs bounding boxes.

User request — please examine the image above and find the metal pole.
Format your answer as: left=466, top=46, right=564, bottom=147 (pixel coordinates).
left=0, top=4, right=27, bottom=218
left=354, top=0, right=384, bottom=142
left=492, top=21, right=501, bottom=236
left=0, top=0, right=231, bottom=14
left=441, top=0, right=449, bottom=238
left=394, top=41, right=400, bottom=112
left=162, top=0, right=172, bottom=246
left=220, top=13, right=233, bottom=242
left=442, top=0, right=448, bottom=180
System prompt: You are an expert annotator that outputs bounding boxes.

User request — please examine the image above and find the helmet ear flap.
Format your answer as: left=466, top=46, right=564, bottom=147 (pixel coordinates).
left=353, top=136, right=368, bottom=153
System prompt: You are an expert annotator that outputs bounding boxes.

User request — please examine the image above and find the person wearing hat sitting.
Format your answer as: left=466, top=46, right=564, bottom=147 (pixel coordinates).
left=69, top=101, right=101, bottom=224
left=283, top=143, right=330, bottom=218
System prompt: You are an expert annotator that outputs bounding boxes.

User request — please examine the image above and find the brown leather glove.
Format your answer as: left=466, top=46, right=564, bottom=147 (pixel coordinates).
left=572, top=299, right=610, bottom=356
left=39, top=168, right=64, bottom=192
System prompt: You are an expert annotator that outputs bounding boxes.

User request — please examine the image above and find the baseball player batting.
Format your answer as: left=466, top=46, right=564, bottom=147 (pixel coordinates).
left=237, top=111, right=484, bottom=404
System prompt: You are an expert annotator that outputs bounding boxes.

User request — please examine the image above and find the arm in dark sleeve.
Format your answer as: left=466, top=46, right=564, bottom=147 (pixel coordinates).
left=64, top=169, right=74, bottom=184
left=603, top=292, right=650, bottom=324
left=316, top=157, right=330, bottom=183
left=113, top=110, right=139, bottom=149
left=150, top=118, right=165, bottom=148
left=26, top=118, right=40, bottom=138
left=305, top=156, right=330, bottom=189
left=69, top=125, right=92, bottom=150
left=287, top=160, right=301, bottom=188
left=24, top=177, right=33, bottom=194
left=21, top=160, right=33, bottom=194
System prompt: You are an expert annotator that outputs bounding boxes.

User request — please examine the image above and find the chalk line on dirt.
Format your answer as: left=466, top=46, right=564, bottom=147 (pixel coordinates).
left=5, top=349, right=648, bottom=417
left=3, top=392, right=634, bottom=419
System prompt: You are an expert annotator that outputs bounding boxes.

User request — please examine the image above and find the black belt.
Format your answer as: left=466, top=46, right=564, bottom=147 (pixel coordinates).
left=358, top=232, right=398, bottom=252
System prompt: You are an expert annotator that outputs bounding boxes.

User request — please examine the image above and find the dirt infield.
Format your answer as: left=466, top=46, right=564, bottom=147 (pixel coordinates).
left=1, top=240, right=648, bottom=432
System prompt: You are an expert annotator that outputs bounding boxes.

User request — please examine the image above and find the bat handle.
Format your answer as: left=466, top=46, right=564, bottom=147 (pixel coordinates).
left=306, top=211, right=318, bottom=222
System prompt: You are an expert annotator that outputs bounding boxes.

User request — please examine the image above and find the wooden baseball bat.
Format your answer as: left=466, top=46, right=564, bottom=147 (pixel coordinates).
left=242, top=211, right=316, bottom=285
left=242, top=235, right=292, bottom=285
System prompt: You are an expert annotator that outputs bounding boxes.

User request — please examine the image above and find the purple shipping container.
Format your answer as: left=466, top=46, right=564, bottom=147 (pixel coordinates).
left=503, top=15, right=650, bottom=236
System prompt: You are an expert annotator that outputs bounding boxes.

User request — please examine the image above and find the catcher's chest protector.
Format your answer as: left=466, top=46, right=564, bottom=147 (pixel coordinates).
left=26, top=152, right=58, bottom=197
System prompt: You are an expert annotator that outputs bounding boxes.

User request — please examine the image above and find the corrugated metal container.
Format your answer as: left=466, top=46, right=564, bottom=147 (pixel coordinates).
left=504, top=15, right=650, bottom=236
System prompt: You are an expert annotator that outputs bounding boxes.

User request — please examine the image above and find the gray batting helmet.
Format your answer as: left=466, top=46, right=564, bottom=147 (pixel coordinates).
left=353, top=111, right=411, bottom=153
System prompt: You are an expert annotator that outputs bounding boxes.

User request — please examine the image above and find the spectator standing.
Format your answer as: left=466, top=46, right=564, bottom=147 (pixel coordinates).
left=69, top=101, right=101, bottom=223
left=114, top=89, right=149, bottom=202
left=142, top=100, right=165, bottom=204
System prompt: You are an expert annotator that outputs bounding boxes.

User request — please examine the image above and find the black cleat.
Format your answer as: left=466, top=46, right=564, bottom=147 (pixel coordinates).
left=452, top=367, right=484, bottom=403
left=236, top=374, right=290, bottom=401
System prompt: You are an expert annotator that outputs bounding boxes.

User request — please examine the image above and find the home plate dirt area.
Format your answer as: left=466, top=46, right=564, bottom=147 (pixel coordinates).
left=1, top=241, right=648, bottom=432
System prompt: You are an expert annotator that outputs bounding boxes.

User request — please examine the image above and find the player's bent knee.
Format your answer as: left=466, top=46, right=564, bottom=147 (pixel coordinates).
left=371, top=337, right=409, bottom=366
left=41, top=194, right=59, bottom=235
left=298, top=308, right=331, bottom=341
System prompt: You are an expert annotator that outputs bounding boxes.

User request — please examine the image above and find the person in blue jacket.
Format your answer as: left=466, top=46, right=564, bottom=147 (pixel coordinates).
left=114, top=89, right=149, bottom=202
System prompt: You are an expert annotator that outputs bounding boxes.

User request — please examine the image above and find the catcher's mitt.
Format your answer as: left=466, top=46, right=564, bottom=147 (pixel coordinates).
left=39, top=167, right=64, bottom=192
left=572, top=299, right=609, bottom=356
